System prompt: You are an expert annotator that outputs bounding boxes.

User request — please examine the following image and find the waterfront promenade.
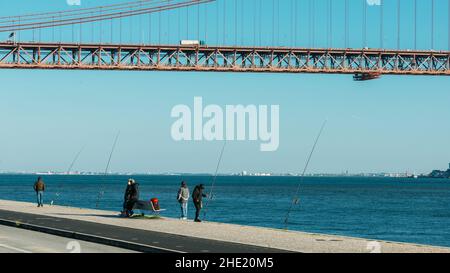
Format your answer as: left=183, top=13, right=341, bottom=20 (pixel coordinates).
left=0, top=200, right=449, bottom=253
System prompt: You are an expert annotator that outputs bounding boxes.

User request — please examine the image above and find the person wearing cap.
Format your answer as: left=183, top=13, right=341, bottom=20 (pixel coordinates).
left=192, top=184, right=207, bottom=222
left=121, top=179, right=133, bottom=216
left=124, top=178, right=140, bottom=217
left=177, top=181, right=190, bottom=220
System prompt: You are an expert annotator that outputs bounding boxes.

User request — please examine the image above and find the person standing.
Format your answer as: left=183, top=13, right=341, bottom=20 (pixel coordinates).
left=125, top=179, right=139, bottom=217
left=121, top=179, right=133, bottom=216
left=192, top=184, right=207, bottom=222
left=33, top=177, right=45, bottom=207
left=177, top=181, right=190, bottom=220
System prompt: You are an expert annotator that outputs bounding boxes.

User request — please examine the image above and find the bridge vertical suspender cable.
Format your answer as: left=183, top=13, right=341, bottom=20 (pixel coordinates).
left=329, top=0, right=333, bottom=49
left=241, top=0, right=244, bottom=45
left=165, top=1, right=170, bottom=43
left=432, top=0, right=435, bottom=49
left=197, top=0, right=200, bottom=42
left=430, top=0, right=434, bottom=50
left=216, top=0, right=218, bottom=45
left=158, top=6, right=161, bottom=43
left=272, top=0, right=275, bottom=46
left=277, top=0, right=280, bottom=45
left=168, top=0, right=171, bottom=44
left=18, top=17, right=20, bottom=41
left=72, top=20, right=75, bottom=42
left=166, top=2, right=169, bottom=44
left=294, top=0, right=298, bottom=47
left=254, top=0, right=257, bottom=46
left=60, top=12, right=63, bottom=43
left=80, top=18, right=83, bottom=43
left=397, top=0, right=401, bottom=49
left=380, top=0, right=384, bottom=49
left=120, top=13, right=123, bottom=44
left=187, top=3, right=189, bottom=40
left=257, top=0, right=260, bottom=46
left=234, top=0, right=237, bottom=45
left=205, top=0, right=208, bottom=43
left=130, top=7, right=133, bottom=43
left=345, top=0, right=349, bottom=48
left=149, top=4, right=152, bottom=44
left=91, top=12, right=94, bottom=43
left=223, top=0, right=226, bottom=45
left=139, top=1, right=143, bottom=43
left=99, top=7, right=103, bottom=43
left=52, top=16, right=55, bottom=41
left=111, top=17, right=114, bottom=44
left=363, top=0, right=367, bottom=48
left=177, top=4, right=180, bottom=43
left=148, top=12, right=150, bottom=44
left=259, top=0, right=262, bottom=46
left=253, top=0, right=256, bottom=45
left=312, top=0, right=315, bottom=48
left=291, top=0, right=295, bottom=47
left=309, top=0, right=312, bottom=48
left=256, top=0, right=258, bottom=45
left=414, top=0, right=417, bottom=49
left=327, top=0, right=331, bottom=48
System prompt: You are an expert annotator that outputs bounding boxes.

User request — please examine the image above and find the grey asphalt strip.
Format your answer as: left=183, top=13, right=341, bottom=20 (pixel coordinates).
left=0, top=209, right=289, bottom=253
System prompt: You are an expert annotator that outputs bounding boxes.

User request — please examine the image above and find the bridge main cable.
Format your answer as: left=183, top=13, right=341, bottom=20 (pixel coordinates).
left=0, top=0, right=214, bottom=32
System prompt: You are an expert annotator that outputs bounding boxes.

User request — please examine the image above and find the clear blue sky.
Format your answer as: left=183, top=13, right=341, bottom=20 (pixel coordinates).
left=0, top=0, right=449, bottom=174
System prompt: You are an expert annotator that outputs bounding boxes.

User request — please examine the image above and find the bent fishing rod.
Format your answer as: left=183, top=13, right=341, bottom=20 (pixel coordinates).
left=95, top=131, right=120, bottom=209
left=52, top=145, right=85, bottom=206
left=203, top=141, right=227, bottom=220
left=283, top=120, right=328, bottom=230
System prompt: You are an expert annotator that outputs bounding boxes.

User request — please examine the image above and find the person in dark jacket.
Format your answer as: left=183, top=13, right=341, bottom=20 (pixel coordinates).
left=33, top=177, right=45, bottom=207
left=121, top=179, right=133, bottom=216
left=125, top=179, right=140, bottom=217
left=192, top=184, right=207, bottom=222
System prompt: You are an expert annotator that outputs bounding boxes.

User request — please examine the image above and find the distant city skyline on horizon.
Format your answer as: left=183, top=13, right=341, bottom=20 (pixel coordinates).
left=1, top=166, right=448, bottom=177
left=0, top=1, right=449, bottom=175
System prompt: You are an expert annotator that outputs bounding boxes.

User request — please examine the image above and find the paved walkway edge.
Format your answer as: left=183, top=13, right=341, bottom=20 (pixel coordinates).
left=1, top=200, right=450, bottom=253
left=0, top=217, right=182, bottom=253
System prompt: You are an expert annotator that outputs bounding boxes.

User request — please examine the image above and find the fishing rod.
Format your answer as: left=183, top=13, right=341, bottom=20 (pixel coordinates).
left=283, top=120, right=328, bottom=230
left=51, top=145, right=85, bottom=206
left=203, top=141, right=227, bottom=220
left=95, top=131, right=120, bottom=209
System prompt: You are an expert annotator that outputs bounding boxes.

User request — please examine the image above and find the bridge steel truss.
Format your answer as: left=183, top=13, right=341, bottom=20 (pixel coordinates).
left=0, top=42, right=449, bottom=76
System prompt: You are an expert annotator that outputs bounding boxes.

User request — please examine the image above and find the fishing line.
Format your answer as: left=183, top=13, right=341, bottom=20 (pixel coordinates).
left=283, top=119, right=327, bottom=230
left=96, top=131, right=121, bottom=209
left=203, top=141, right=227, bottom=220
left=51, top=145, right=85, bottom=206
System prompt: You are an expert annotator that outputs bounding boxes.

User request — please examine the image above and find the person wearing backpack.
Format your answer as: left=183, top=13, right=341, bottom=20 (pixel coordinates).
left=192, top=184, right=207, bottom=222
left=125, top=179, right=139, bottom=217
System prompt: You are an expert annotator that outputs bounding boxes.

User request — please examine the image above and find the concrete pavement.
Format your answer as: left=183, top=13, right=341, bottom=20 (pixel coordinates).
left=0, top=208, right=283, bottom=253
left=0, top=225, right=136, bottom=253
left=1, top=199, right=450, bottom=253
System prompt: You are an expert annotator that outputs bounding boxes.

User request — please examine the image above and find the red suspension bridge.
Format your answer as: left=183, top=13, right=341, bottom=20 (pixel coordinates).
left=0, top=0, right=449, bottom=79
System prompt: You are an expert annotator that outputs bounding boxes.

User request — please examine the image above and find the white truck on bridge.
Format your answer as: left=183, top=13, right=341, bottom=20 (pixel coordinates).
left=180, top=40, right=205, bottom=46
